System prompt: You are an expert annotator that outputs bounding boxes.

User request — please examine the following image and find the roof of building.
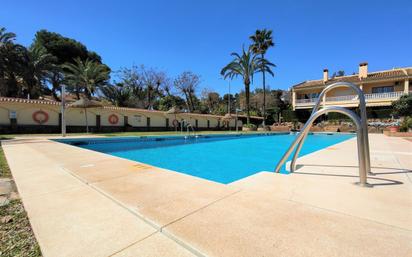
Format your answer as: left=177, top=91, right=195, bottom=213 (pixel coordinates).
left=0, top=97, right=62, bottom=106
left=293, top=67, right=412, bottom=90
left=0, top=97, right=263, bottom=120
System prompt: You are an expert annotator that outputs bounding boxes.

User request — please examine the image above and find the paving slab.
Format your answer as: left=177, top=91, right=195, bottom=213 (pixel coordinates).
left=164, top=189, right=412, bottom=257
left=93, top=168, right=239, bottom=227
left=233, top=171, right=412, bottom=230
left=62, top=158, right=153, bottom=183
left=112, top=232, right=195, bottom=257
left=23, top=185, right=156, bottom=257
left=12, top=166, right=84, bottom=199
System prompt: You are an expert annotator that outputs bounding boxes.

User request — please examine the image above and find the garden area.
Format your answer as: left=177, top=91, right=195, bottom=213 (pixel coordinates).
left=0, top=141, right=42, bottom=257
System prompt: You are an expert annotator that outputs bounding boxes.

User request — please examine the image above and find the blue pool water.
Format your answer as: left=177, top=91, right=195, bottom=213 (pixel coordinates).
left=57, top=133, right=354, bottom=184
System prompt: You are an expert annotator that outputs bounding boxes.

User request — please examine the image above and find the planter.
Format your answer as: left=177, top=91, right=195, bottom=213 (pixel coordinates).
left=388, top=126, right=400, bottom=132
left=270, top=125, right=291, bottom=132
left=257, top=126, right=270, bottom=131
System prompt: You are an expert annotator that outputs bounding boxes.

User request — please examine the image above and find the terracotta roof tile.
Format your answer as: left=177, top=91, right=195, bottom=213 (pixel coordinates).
left=293, top=67, right=411, bottom=89
left=0, top=97, right=263, bottom=120
left=364, top=69, right=408, bottom=80
left=0, top=97, right=61, bottom=106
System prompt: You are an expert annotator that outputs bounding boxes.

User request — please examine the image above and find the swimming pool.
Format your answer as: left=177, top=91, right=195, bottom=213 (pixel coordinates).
left=57, top=133, right=354, bottom=184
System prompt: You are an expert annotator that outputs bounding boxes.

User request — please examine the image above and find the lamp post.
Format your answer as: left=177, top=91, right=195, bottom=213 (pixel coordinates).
left=228, top=80, right=231, bottom=114
left=235, top=108, right=242, bottom=133
left=61, top=84, right=66, bottom=137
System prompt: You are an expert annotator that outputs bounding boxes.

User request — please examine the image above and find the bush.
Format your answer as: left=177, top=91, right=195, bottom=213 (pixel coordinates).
left=281, top=110, right=296, bottom=122
left=243, top=123, right=257, bottom=129
left=371, top=109, right=392, bottom=119
left=327, top=112, right=351, bottom=121
left=392, top=94, right=412, bottom=117
left=400, top=117, right=412, bottom=132
left=282, top=109, right=310, bottom=122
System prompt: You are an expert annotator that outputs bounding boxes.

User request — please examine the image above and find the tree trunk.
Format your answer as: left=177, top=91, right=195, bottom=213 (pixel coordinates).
left=51, top=80, right=60, bottom=101
left=261, top=53, right=266, bottom=126
left=75, top=86, right=80, bottom=100
left=245, top=81, right=250, bottom=124
left=188, top=92, right=195, bottom=112
left=183, top=91, right=191, bottom=112
left=147, top=86, right=152, bottom=109
left=84, top=108, right=89, bottom=133
left=85, top=86, right=92, bottom=100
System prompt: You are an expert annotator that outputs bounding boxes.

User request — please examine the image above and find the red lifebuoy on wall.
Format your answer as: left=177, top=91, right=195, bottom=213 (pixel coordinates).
left=172, top=119, right=179, bottom=127
left=32, top=110, right=49, bottom=124
left=108, top=114, right=119, bottom=125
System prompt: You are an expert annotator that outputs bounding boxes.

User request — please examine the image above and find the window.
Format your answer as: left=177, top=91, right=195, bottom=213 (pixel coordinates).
left=372, top=86, right=394, bottom=94
left=310, top=92, right=320, bottom=99
left=299, top=93, right=319, bottom=99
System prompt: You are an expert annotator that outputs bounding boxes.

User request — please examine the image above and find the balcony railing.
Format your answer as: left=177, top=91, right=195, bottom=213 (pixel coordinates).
left=295, top=91, right=407, bottom=104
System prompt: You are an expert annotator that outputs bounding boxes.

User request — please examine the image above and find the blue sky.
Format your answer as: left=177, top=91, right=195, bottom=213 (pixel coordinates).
left=1, top=0, right=411, bottom=95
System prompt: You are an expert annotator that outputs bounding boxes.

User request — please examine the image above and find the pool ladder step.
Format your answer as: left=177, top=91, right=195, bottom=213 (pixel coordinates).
left=274, top=82, right=372, bottom=187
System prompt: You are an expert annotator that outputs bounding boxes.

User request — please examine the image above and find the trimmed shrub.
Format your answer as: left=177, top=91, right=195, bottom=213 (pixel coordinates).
left=367, top=108, right=392, bottom=119
left=243, top=123, right=257, bottom=129
left=282, top=109, right=310, bottom=123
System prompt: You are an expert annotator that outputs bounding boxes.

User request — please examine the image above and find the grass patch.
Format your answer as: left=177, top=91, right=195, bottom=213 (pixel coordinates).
left=0, top=143, right=42, bottom=257
left=0, top=142, right=11, bottom=177
left=0, top=200, right=42, bottom=257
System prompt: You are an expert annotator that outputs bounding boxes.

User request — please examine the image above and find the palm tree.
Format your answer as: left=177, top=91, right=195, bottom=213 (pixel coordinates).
left=250, top=29, right=275, bottom=126
left=47, top=66, right=64, bottom=101
left=100, top=83, right=132, bottom=107
left=22, top=45, right=56, bottom=98
left=0, top=27, right=27, bottom=97
left=0, top=27, right=17, bottom=46
left=63, top=58, right=110, bottom=99
left=221, top=47, right=274, bottom=124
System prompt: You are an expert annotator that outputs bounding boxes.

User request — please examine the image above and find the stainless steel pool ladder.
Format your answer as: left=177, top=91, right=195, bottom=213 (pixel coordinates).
left=274, top=82, right=372, bottom=187
left=186, top=123, right=196, bottom=137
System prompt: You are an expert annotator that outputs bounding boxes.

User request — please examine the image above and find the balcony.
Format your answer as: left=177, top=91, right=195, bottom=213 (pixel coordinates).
left=295, top=91, right=407, bottom=106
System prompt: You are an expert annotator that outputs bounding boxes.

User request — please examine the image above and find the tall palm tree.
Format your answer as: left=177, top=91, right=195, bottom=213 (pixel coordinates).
left=221, top=47, right=274, bottom=124
left=0, top=27, right=27, bottom=97
left=63, top=58, right=110, bottom=99
left=250, top=29, right=275, bottom=126
left=0, top=27, right=16, bottom=46
left=22, top=45, right=56, bottom=98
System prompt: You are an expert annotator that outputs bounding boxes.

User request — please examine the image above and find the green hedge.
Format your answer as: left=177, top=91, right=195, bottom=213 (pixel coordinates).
left=282, top=109, right=311, bottom=122
left=367, top=108, right=392, bottom=119
left=326, top=112, right=351, bottom=121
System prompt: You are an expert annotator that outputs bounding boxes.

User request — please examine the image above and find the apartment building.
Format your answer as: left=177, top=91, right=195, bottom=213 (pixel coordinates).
left=291, top=63, right=411, bottom=111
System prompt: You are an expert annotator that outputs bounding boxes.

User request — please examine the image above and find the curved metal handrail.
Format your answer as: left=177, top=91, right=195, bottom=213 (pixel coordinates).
left=186, top=123, right=196, bottom=137
left=289, top=82, right=371, bottom=174
left=274, top=106, right=370, bottom=187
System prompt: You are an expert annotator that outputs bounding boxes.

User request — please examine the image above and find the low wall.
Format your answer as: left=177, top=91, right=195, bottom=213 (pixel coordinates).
left=308, top=125, right=355, bottom=133
left=269, top=125, right=291, bottom=132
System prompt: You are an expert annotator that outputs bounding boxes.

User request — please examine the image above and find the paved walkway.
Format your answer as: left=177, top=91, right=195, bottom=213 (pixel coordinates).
left=2, top=134, right=412, bottom=257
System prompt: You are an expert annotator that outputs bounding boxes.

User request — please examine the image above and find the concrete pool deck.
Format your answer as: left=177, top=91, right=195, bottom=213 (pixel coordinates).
left=2, top=134, right=412, bottom=257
